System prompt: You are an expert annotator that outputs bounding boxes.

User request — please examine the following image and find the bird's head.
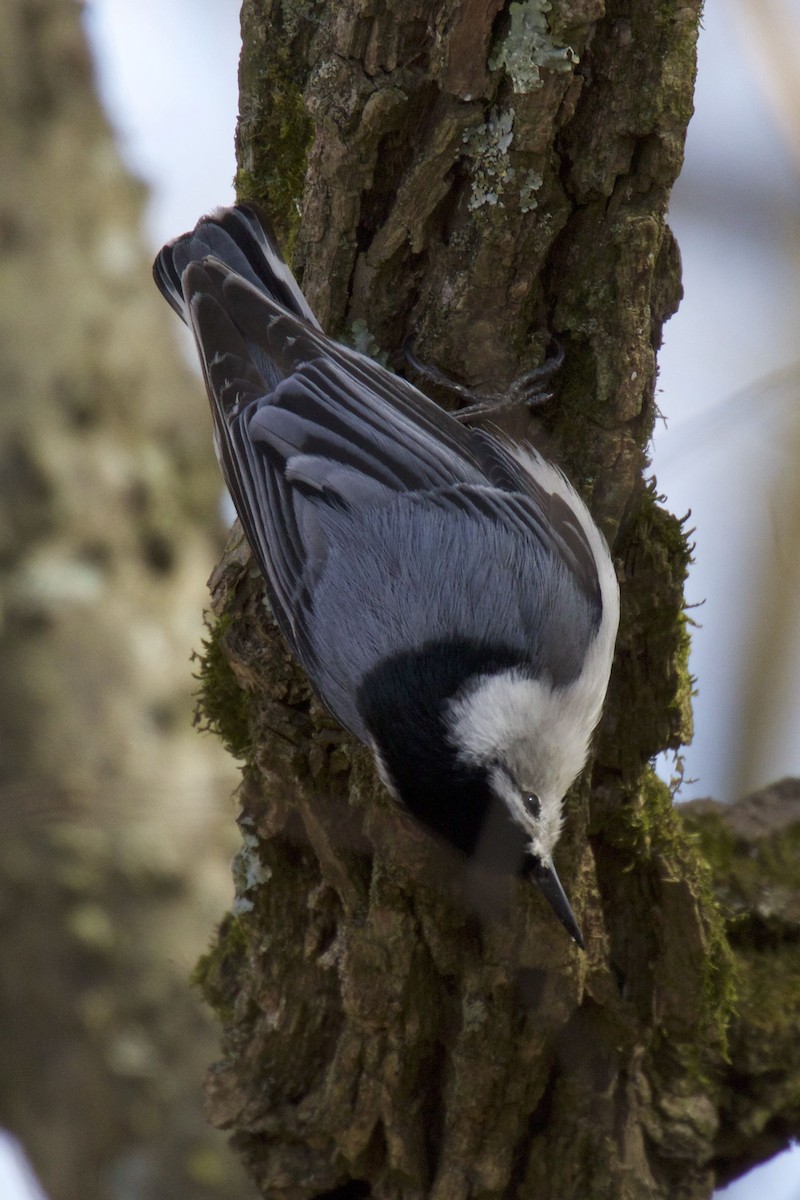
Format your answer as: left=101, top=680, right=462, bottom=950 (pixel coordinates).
left=359, top=644, right=600, bottom=947
left=445, top=667, right=598, bottom=948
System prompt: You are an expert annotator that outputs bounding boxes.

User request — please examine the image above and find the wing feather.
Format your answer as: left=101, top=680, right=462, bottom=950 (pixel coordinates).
left=153, top=206, right=606, bottom=707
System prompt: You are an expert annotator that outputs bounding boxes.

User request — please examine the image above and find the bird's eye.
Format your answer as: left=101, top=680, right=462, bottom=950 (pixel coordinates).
left=523, top=793, right=541, bottom=819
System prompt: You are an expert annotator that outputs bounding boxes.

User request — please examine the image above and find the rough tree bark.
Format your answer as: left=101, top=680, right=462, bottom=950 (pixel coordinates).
left=191, top=2, right=800, bottom=1198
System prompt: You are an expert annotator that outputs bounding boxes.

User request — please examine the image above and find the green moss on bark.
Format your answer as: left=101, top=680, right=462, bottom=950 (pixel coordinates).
left=192, top=913, right=251, bottom=1021
left=607, top=482, right=695, bottom=774
left=194, top=614, right=252, bottom=761
left=614, top=771, right=737, bottom=1054
left=681, top=807, right=800, bottom=932
left=236, top=4, right=314, bottom=251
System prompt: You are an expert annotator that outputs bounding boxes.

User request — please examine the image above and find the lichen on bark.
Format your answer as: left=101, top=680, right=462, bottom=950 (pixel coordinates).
left=188, top=1, right=799, bottom=1197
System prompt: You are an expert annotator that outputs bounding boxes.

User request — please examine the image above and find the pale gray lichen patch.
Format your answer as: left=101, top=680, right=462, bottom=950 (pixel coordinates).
left=280, top=0, right=315, bottom=42
left=489, top=0, right=579, bottom=94
left=519, top=168, right=544, bottom=213
left=348, top=318, right=391, bottom=366
left=462, top=108, right=516, bottom=210
left=232, top=819, right=272, bottom=915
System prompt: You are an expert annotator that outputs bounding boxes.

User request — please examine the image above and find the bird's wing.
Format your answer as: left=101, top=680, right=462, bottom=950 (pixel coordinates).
left=466, top=432, right=604, bottom=613
left=217, top=270, right=490, bottom=488
left=177, top=260, right=494, bottom=672
left=185, top=266, right=606, bottom=674
left=303, top=481, right=604, bottom=732
left=402, top=482, right=604, bottom=656
left=154, top=207, right=608, bottom=714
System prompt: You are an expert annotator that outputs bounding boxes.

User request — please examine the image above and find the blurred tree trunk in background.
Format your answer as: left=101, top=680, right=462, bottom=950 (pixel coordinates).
left=0, top=1, right=254, bottom=1198
left=191, top=2, right=800, bottom=1199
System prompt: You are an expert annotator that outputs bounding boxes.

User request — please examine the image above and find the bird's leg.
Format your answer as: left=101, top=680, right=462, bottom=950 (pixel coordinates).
left=404, top=337, right=564, bottom=424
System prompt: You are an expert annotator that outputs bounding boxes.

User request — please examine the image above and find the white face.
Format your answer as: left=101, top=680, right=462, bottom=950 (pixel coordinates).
left=445, top=667, right=600, bottom=863
left=484, top=759, right=564, bottom=863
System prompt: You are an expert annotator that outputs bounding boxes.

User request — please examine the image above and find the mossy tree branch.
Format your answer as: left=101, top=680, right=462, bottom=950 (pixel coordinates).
left=193, top=2, right=799, bottom=1197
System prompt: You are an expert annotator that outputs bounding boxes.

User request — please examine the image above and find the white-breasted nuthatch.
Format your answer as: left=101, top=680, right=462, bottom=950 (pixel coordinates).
left=153, top=205, right=619, bottom=947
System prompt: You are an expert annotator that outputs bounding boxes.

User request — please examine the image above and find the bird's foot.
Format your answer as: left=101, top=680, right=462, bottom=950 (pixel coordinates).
left=404, top=337, right=564, bottom=424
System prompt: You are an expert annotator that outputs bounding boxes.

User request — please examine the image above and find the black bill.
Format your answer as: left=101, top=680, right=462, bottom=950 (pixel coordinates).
left=527, top=856, right=585, bottom=949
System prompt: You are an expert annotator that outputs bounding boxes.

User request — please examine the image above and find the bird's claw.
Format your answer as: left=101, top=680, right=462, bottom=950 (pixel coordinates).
left=404, top=337, right=564, bottom=424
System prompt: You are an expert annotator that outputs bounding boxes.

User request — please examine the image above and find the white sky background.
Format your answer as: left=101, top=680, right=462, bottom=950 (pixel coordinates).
left=4, top=1, right=798, bottom=1197
left=652, top=0, right=800, bottom=805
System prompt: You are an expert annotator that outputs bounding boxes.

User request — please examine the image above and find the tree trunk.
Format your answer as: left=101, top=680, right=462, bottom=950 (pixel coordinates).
left=193, top=2, right=799, bottom=1198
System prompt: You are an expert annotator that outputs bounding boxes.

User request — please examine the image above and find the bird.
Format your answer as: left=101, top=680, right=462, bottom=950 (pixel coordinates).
left=153, top=203, right=619, bottom=947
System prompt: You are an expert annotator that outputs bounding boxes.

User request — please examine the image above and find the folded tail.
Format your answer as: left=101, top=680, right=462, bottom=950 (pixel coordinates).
left=152, top=204, right=320, bottom=330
